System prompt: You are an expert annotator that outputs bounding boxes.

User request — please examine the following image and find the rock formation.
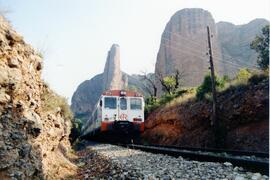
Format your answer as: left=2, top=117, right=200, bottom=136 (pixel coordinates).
left=103, top=44, right=123, bottom=90
left=155, top=8, right=223, bottom=96
left=71, top=74, right=104, bottom=122
left=72, top=45, right=127, bottom=122
left=71, top=44, right=151, bottom=122
left=217, top=19, right=269, bottom=75
left=0, top=16, right=76, bottom=179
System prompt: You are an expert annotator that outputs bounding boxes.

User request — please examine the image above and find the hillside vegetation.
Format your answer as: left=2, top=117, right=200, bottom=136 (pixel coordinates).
left=143, top=70, right=269, bottom=152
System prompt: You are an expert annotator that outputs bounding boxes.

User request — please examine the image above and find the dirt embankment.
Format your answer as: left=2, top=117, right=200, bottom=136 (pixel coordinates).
left=0, top=16, right=76, bottom=179
left=143, top=79, right=269, bottom=152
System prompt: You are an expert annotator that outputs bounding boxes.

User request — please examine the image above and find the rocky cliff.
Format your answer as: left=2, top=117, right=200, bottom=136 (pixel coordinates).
left=217, top=19, right=269, bottom=75
left=103, top=44, right=123, bottom=90
left=0, top=16, right=76, bottom=179
left=71, top=74, right=103, bottom=122
left=155, top=8, right=269, bottom=96
left=155, top=8, right=223, bottom=96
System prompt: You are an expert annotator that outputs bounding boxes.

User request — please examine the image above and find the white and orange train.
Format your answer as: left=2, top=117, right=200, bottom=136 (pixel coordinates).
left=81, top=90, right=145, bottom=137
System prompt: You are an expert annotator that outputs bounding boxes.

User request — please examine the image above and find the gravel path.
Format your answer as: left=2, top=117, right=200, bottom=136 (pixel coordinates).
left=77, top=143, right=269, bottom=180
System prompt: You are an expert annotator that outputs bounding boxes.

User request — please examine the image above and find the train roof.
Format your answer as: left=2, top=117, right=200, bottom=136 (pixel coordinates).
left=102, top=90, right=143, bottom=97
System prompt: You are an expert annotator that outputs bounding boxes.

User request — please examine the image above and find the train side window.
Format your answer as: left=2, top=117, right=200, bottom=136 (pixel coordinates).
left=104, top=97, right=117, bottom=109
left=130, top=98, right=142, bottom=110
left=120, top=98, right=127, bottom=110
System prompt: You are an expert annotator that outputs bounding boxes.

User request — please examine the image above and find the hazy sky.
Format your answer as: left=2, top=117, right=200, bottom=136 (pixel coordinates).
left=1, top=0, right=269, bottom=102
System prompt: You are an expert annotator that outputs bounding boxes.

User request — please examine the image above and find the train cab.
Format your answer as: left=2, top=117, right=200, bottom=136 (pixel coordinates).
left=81, top=90, right=144, bottom=137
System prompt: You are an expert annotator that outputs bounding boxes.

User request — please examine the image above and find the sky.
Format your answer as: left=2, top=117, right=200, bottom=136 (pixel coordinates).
left=0, top=0, right=269, bottom=103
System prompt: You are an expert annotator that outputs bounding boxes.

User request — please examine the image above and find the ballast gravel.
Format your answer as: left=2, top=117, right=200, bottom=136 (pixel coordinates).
left=78, top=143, right=269, bottom=180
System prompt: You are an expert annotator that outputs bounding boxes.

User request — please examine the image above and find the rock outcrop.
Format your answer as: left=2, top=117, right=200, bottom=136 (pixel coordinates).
left=217, top=19, right=269, bottom=75
left=0, top=16, right=76, bottom=179
left=155, top=8, right=223, bottom=96
left=72, top=44, right=129, bottom=122
left=103, top=44, right=123, bottom=90
left=71, top=74, right=104, bottom=122
left=154, top=8, right=269, bottom=96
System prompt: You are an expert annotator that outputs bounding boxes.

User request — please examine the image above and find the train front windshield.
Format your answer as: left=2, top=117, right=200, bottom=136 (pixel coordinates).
left=103, top=97, right=142, bottom=110
left=104, top=97, right=117, bottom=109
left=130, top=98, right=142, bottom=110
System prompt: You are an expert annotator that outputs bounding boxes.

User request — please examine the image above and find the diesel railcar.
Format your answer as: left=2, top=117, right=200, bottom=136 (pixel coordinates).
left=81, top=90, right=144, bottom=137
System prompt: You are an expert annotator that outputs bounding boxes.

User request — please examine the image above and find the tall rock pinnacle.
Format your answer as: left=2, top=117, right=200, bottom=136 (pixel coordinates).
left=103, top=44, right=122, bottom=90
left=155, top=8, right=223, bottom=96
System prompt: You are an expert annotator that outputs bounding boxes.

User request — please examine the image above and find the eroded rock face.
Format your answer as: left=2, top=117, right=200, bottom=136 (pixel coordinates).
left=0, top=16, right=76, bottom=179
left=71, top=74, right=104, bottom=122
left=103, top=44, right=122, bottom=90
left=155, top=8, right=223, bottom=96
left=217, top=19, right=269, bottom=75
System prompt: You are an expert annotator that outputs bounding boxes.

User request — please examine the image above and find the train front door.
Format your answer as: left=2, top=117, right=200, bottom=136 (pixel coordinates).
left=119, top=97, right=129, bottom=122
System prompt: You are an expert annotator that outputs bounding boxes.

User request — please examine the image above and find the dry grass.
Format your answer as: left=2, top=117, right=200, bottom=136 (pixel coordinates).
left=41, top=83, right=73, bottom=121
left=165, top=89, right=196, bottom=108
left=219, top=69, right=268, bottom=93
left=164, top=70, right=268, bottom=109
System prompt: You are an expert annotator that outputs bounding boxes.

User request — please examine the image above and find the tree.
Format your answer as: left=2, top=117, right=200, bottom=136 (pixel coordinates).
left=250, top=25, right=269, bottom=70
left=163, top=76, right=176, bottom=94
left=236, top=68, right=251, bottom=81
left=157, top=68, right=185, bottom=95
left=141, top=71, right=157, bottom=98
left=196, top=73, right=226, bottom=100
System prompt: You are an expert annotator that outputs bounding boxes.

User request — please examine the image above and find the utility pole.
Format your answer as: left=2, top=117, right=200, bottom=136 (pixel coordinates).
left=207, top=26, right=218, bottom=130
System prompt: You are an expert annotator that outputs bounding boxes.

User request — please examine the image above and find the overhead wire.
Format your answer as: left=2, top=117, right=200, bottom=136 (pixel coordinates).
left=159, top=32, right=257, bottom=68
left=162, top=30, right=258, bottom=68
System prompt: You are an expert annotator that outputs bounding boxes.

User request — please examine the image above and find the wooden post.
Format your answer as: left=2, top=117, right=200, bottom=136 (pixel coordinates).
left=207, top=26, right=217, bottom=129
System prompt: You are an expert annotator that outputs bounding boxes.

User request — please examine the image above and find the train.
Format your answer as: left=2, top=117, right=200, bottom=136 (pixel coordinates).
left=81, top=90, right=145, bottom=138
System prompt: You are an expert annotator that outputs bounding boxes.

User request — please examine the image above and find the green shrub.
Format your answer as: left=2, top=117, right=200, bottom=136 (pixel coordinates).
left=70, top=118, right=83, bottom=143
left=196, top=73, right=226, bottom=100
left=144, top=88, right=192, bottom=117
left=236, top=68, right=252, bottom=82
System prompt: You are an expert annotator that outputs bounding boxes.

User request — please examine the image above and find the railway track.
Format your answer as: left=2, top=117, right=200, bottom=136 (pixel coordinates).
left=117, top=143, right=269, bottom=175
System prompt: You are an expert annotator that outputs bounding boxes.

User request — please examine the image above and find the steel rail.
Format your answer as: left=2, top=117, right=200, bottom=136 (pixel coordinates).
left=119, top=144, right=269, bottom=175
left=146, top=144, right=269, bottom=158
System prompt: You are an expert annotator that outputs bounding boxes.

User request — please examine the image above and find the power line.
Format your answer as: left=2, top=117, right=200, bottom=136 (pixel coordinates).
left=162, top=30, right=258, bottom=68
left=160, top=37, right=257, bottom=70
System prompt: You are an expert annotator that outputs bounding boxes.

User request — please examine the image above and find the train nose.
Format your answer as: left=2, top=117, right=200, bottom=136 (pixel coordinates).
left=114, top=121, right=132, bottom=131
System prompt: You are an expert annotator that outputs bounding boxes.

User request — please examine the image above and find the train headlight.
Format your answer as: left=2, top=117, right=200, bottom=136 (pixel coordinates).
left=133, top=118, right=142, bottom=122
left=120, top=90, right=126, bottom=96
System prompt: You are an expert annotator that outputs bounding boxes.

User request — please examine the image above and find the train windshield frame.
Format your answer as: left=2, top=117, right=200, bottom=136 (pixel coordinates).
left=104, top=97, right=117, bottom=109
left=130, top=98, right=142, bottom=110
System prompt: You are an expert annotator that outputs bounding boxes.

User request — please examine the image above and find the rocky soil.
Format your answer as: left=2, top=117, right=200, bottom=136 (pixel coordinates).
left=74, top=143, right=269, bottom=179
left=0, top=16, right=76, bottom=179
left=143, top=77, right=269, bottom=152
